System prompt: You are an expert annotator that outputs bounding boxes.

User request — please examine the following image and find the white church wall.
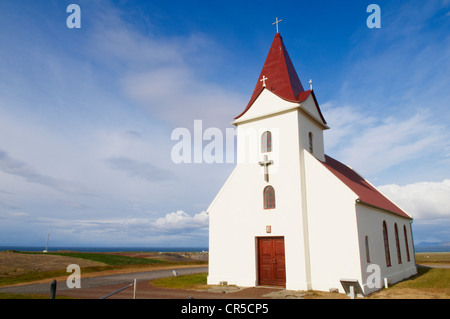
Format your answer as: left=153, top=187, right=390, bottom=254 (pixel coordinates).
left=304, top=151, right=363, bottom=293
left=207, top=162, right=262, bottom=286
left=298, top=111, right=325, bottom=162
left=250, top=109, right=309, bottom=290
left=356, top=205, right=417, bottom=294
left=208, top=107, right=310, bottom=288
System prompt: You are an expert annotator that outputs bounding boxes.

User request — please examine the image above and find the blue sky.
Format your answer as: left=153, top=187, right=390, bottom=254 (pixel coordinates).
left=0, top=0, right=449, bottom=248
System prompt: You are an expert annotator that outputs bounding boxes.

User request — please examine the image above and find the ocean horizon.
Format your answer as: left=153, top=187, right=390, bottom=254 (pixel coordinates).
left=1, top=245, right=449, bottom=253
left=0, top=245, right=208, bottom=253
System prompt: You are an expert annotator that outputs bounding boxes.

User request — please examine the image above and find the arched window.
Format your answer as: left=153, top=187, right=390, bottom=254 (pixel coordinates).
left=308, top=132, right=313, bottom=154
left=382, top=221, right=391, bottom=267
left=403, top=225, right=411, bottom=262
left=263, top=186, right=275, bottom=209
left=395, top=223, right=402, bottom=264
left=261, top=131, right=272, bottom=153
left=365, top=236, right=371, bottom=263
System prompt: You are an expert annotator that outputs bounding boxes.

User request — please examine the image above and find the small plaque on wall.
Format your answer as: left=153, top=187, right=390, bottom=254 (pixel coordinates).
left=266, top=225, right=271, bottom=233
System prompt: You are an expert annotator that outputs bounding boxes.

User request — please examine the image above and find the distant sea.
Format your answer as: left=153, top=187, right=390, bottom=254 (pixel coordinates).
left=414, top=246, right=450, bottom=253
left=2, top=245, right=449, bottom=253
left=0, top=246, right=208, bottom=253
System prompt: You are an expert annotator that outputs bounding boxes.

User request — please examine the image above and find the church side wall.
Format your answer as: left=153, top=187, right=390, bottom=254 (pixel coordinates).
left=356, top=205, right=417, bottom=294
left=304, top=151, right=363, bottom=293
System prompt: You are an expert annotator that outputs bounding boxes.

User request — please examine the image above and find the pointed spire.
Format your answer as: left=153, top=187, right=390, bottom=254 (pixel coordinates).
left=237, top=33, right=306, bottom=118
left=234, top=33, right=327, bottom=125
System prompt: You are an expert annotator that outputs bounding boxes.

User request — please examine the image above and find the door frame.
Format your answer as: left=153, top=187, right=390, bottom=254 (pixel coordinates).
left=256, top=236, right=286, bottom=287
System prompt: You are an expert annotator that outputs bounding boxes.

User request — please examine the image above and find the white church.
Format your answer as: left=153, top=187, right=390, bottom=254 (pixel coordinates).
left=207, top=31, right=417, bottom=295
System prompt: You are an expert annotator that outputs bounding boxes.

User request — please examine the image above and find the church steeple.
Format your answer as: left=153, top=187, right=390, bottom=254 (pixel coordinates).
left=235, top=33, right=309, bottom=120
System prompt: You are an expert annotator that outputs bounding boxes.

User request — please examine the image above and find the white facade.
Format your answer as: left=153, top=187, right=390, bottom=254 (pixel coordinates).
left=207, top=87, right=417, bottom=295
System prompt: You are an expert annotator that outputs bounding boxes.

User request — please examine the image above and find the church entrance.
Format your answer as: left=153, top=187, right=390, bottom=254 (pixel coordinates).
left=257, top=237, right=286, bottom=287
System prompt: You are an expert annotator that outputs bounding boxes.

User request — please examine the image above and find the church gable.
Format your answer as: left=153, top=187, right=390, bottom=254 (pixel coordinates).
left=232, top=88, right=300, bottom=124
left=298, top=91, right=328, bottom=128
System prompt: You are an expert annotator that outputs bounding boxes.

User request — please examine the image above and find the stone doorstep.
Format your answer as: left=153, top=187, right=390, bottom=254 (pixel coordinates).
left=196, top=285, right=244, bottom=294
left=196, top=285, right=307, bottom=299
left=261, top=289, right=306, bottom=299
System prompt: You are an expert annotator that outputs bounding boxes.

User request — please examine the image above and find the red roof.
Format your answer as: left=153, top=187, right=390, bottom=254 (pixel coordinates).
left=321, top=155, right=411, bottom=219
left=235, top=33, right=326, bottom=124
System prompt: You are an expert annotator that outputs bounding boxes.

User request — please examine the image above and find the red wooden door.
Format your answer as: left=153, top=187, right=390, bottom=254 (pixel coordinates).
left=257, top=237, right=286, bottom=287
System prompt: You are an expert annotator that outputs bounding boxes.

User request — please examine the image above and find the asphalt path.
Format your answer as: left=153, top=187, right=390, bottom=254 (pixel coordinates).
left=0, top=266, right=208, bottom=295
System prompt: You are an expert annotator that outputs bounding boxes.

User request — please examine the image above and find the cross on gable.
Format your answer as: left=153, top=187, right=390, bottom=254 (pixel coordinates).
left=259, top=154, right=273, bottom=182
left=260, top=75, right=268, bottom=87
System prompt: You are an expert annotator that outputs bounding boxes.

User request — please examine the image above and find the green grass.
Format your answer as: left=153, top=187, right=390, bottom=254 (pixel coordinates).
left=393, top=267, right=450, bottom=289
left=150, top=273, right=208, bottom=289
left=0, top=292, right=74, bottom=299
left=44, top=252, right=166, bottom=266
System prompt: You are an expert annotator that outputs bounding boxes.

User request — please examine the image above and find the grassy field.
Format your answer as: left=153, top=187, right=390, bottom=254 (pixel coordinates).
left=41, top=252, right=167, bottom=266
left=367, top=267, right=450, bottom=299
left=0, top=250, right=206, bottom=287
left=415, top=252, right=450, bottom=264
left=151, top=273, right=209, bottom=290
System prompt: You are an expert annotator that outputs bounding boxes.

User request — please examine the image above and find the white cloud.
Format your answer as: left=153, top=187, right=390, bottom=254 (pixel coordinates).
left=378, top=179, right=450, bottom=220
left=154, top=210, right=209, bottom=232
left=323, top=104, right=448, bottom=179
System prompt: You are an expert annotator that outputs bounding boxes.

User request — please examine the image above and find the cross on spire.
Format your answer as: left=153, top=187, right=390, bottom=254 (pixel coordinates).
left=260, top=75, right=268, bottom=87
left=272, top=17, right=283, bottom=33
left=259, top=154, right=274, bottom=182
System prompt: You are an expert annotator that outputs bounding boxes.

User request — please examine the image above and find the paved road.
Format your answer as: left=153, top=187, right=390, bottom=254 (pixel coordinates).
left=0, top=266, right=208, bottom=295
left=417, top=264, right=450, bottom=269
